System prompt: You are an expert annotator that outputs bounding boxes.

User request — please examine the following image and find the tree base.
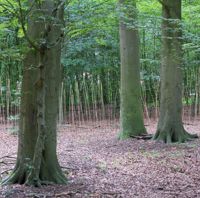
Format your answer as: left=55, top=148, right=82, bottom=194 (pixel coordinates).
left=153, top=128, right=198, bottom=143
left=118, top=130, right=147, bottom=140
left=2, top=163, right=67, bottom=187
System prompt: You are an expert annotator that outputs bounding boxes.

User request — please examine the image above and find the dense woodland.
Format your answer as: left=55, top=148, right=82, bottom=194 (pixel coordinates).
left=0, top=0, right=200, bottom=197
left=1, top=0, right=200, bottom=123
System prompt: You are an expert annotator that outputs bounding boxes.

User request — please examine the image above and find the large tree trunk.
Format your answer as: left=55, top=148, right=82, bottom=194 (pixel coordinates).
left=3, top=0, right=67, bottom=186
left=118, top=0, right=146, bottom=139
left=154, top=0, right=197, bottom=143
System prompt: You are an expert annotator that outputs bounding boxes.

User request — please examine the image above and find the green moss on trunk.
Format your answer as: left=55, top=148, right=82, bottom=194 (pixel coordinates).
left=154, top=0, right=197, bottom=143
left=119, top=0, right=146, bottom=139
left=2, top=0, right=67, bottom=186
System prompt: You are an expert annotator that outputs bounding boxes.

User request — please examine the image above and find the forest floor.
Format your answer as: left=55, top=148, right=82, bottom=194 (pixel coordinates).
left=0, top=120, right=200, bottom=198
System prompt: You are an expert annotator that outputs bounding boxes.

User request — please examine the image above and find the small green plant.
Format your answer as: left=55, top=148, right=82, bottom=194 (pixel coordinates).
left=97, top=161, right=107, bottom=172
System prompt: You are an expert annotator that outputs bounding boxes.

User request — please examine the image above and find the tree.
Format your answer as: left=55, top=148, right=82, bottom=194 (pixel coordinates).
left=154, top=0, right=197, bottom=143
left=118, top=0, right=146, bottom=139
left=2, top=0, right=67, bottom=186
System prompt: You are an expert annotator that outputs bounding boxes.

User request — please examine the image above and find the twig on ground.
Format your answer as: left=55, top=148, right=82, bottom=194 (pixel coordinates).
left=1, top=168, right=13, bottom=175
left=0, top=160, right=15, bottom=165
left=0, top=155, right=16, bottom=160
left=133, top=134, right=153, bottom=140
left=61, top=166, right=79, bottom=170
left=183, top=122, right=195, bottom=126
left=55, top=191, right=80, bottom=197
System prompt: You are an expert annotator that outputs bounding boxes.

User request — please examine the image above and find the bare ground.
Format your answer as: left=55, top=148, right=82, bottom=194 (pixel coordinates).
left=0, top=120, right=200, bottom=198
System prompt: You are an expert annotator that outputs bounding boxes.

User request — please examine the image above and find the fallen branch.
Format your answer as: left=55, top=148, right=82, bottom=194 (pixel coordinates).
left=183, top=122, right=195, bottom=126
left=26, top=193, right=50, bottom=198
left=61, top=166, right=79, bottom=171
left=0, top=155, right=16, bottom=160
left=102, top=191, right=122, bottom=196
left=132, top=134, right=153, bottom=140
left=55, top=191, right=78, bottom=197
left=1, top=168, right=13, bottom=175
left=0, top=160, right=15, bottom=165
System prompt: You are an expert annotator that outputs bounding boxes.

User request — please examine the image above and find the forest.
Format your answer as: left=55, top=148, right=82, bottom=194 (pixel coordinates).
left=0, top=0, right=200, bottom=197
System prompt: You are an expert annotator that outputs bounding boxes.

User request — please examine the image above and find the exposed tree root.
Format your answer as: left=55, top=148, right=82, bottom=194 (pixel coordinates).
left=153, top=127, right=198, bottom=143
left=118, top=130, right=147, bottom=140
left=133, top=134, right=153, bottom=140
left=1, top=161, right=67, bottom=187
left=1, top=165, right=26, bottom=185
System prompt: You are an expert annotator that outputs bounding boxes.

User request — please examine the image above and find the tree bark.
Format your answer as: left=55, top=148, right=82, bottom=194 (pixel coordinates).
left=118, top=0, right=146, bottom=139
left=154, top=0, right=197, bottom=143
left=2, top=0, right=67, bottom=186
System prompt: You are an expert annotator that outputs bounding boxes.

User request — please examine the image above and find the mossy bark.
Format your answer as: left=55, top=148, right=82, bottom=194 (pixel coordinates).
left=118, top=0, right=146, bottom=139
left=154, top=0, right=197, bottom=143
left=2, top=0, right=67, bottom=186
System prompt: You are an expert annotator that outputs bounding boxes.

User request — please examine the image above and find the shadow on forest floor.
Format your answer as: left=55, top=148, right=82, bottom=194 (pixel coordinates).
left=0, top=120, right=200, bottom=198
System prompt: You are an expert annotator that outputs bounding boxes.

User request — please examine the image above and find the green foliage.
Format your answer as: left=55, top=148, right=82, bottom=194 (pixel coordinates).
left=0, top=0, right=200, bottom=121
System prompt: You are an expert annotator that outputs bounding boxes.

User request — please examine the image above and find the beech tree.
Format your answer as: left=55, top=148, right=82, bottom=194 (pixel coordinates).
left=118, top=0, right=146, bottom=139
left=154, top=0, right=197, bottom=143
left=2, top=0, right=67, bottom=186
